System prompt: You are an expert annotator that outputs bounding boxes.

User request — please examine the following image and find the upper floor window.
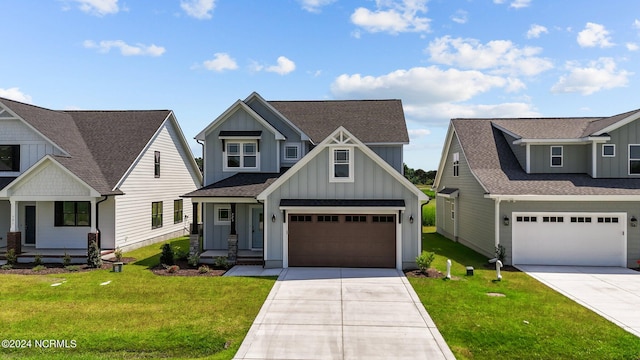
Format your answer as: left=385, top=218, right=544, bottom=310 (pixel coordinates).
left=550, top=146, right=563, bottom=167
left=602, top=144, right=615, bottom=157
left=330, top=147, right=353, bottom=182
left=0, top=145, right=20, bottom=172
left=452, top=152, right=459, bottom=177
left=154, top=151, right=160, bottom=178
left=224, top=141, right=259, bottom=171
left=284, top=143, right=300, bottom=161
left=55, top=201, right=90, bottom=227
left=629, top=145, right=640, bottom=175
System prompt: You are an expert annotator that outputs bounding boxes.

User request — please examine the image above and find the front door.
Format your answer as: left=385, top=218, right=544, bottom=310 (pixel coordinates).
left=25, top=206, right=36, bottom=245
left=251, top=207, right=264, bottom=249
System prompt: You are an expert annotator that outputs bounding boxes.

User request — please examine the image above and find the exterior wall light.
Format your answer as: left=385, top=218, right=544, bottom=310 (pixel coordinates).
left=503, top=215, right=510, bottom=226
left=631, top=216, right=637, bottom=227
left=409, top=215, right=414, bottom=224
left=271, top=214, right=276, bottom=223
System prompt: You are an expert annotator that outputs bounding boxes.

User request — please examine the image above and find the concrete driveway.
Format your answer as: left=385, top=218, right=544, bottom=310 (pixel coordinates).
left=233, top=267, right=455, bottom=360
left=517, top=265, right=640, bottom=337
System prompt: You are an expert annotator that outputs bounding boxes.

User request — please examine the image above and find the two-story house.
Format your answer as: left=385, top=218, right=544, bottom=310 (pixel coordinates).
left=433, top=109, right=640, bottom=268
left=184, top=92, right=428, bottom=270
left=0, top=97, right=202, bottom=262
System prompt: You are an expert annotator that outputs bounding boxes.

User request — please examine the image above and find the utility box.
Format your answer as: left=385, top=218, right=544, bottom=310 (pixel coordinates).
left=466, top=266, right=474, bottom=276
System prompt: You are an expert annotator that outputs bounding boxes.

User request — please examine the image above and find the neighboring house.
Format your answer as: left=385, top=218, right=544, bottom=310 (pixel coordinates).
left=183, top=92, right=428, bottom=269
left=0, top=97, right=202, bottom=259
left=433, top=109, right=640, bottom=268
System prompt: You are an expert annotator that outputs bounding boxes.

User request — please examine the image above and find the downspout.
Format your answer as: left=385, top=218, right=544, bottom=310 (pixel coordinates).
left=96, top=195, right=109, bottom=248
left=196, top=139, right=205, bottom=181
left=494, top=197, right=501, bottom=248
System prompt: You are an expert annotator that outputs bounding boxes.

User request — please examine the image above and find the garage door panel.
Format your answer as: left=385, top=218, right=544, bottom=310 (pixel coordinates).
left=288, top=214, right=396, bottom=268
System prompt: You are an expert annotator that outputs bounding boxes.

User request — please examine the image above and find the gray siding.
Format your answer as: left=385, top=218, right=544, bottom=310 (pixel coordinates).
left=0, top=200, right=9, bottom=247
left=436, top=132, right=495, bottom=257
left=204, top=108, right=280, bottom=185
left=370, top=145, right=403, bottom=173
left=203, top=203, right=254, bottom=250
left=503, top=133, right=526, bottom=171
left=264, top=146, right=422, bottom=268
left=597, top=120, right=640, bottom=178
left=500, top=201, right=640, bottom=267
left=529, top=144, right=588, bottom=173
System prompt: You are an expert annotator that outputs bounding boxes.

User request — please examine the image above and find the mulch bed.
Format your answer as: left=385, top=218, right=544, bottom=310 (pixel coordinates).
left=404, top=268, right=445, bottom=279
left=0, top=259, right=128, bottom=275
left=150, top=259, right=227, bottom=277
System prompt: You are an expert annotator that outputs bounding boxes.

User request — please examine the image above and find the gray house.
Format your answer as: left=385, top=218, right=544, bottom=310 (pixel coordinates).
left=433, top=109, right=640, bottom=268
left=184, top=92, right=428, bottom=269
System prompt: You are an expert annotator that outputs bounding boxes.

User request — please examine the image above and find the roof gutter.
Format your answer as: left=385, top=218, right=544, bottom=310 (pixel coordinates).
left=513, top=136, right=610, bottom=145
left=485, top=194, right=640, bottom=201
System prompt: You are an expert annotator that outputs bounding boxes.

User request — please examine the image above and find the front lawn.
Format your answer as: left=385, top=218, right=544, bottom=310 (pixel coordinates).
left=411, top=230, right=640, bottom=360
left=0, top=237, right=276, bottom=360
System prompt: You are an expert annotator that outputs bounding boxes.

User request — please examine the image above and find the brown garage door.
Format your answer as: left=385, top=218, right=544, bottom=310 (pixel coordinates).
left=288, top=214, right=396, bottom=268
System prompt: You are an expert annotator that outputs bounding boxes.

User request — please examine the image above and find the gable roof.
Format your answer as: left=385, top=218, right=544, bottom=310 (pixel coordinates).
left=0, top=97, right=198, bottom=195
left=268, top=99, right=409, bottom=144
left=194, top=100, right=285, bottom=141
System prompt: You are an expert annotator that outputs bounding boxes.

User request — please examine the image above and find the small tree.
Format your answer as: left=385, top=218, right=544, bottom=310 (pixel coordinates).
left=87, top=240, right=103, bottom=268
left=5, top=249, right=17, bottom=265
left=416, top=251, right=436, bottom=274
left=160, top=243, right=174, bottom=266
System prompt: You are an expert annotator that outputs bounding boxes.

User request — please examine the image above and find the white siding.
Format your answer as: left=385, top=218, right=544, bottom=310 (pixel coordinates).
left=98, top=196, right=116, bottom=249
left=11, top=162, right=92, bottom=197
left=30, top=202, right=88, bottom=249
left=0, top=119, right=63, bottom=177
left=114, top=120, right=199, bottom=249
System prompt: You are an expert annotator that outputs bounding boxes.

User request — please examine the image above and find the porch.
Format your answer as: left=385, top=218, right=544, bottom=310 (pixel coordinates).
left=200, top=249, right=264, bottom=266
left=0, top=247, right=112, bottom=264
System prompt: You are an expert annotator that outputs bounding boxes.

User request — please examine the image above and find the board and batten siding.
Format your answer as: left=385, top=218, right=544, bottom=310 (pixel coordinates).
left=529, top=144, right=588, bottom=173
left=264, top=146, right=422, bottom=269
left=204, top=108, right=280, bottom=185
left=0, top=200, right=10, bottom=247
left=437, top=132, right=495, bottom=257
left=369, top=145, right=403, bottom=173
left=500, top=201, right=640, bottom=267
left=597, top=120, right=640, bottom=178
left=0, top=119, right=65, bottom=177
left=114, top=120, right=199, bottom=249
left=203, top=203, right=252, bottom=250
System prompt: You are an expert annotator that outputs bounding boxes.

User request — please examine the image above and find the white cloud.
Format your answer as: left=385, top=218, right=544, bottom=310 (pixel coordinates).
left=426, top=36, right=553, bottom=76
left=351, top=0, right=430, bottom=34
left=627, top=43, right=639, bottom=51
left=266, top=56, right=296, bottom=75
left=404, top=102, right=540, bottom=124
left=0, top=88, right=32, bottom=103
left=451, top=10, right=468, bottom=24
left=181, top=0, right=216, bottom=20
left=297, top=0, right=336, bottom=13
left=526, top=24, right=548, bottom=39
left=408, top=129, right=432, bottom=138
left=577, top=22, right=614, bottom=48
left=83, top=40, right=166, bottom=56
left=70, top=0, right=119, bottom=16
left=202, top=53, right=238, bottom=72
left=510, top=0, right=531, bottom=9
left=551, top=57, right=631, bottom=95
left=634, top=19, right=640, bottom=30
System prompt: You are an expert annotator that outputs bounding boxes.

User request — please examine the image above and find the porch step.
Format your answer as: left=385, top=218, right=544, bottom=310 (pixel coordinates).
left=236, top=256, right=263, bottom=266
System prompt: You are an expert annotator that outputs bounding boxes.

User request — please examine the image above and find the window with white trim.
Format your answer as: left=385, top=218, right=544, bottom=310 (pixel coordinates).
left=550, top=146, right=563, bottom=167
left=450, top=200, right=455, bottom=220
left=602, top=144, right=615, bottom=157
left=214, top=205, right=231, bottom=225
left=629, top=145, right=640, bottom=175
left=453, top=152, right=459, bottom=177
left=330, top=147, right=353, bottom=182
left=223, top=141, right=259, bottom=171
left=284, top=143, right=300, bottom=161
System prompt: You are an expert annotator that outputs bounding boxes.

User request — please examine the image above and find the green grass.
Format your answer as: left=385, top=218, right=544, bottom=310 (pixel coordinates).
left=410, top=231, right=640, bottom=359
left=418, top=185, right=435, bottom=226
left=0, top=237, right=276, bottom=360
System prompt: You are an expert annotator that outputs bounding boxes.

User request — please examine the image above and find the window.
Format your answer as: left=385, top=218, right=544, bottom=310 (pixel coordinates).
left=154, top=151, right=160, bottom=177
left=284, top=144, right=300, bottom=161
left=152, top=202, right=163, bottom=229
left=372, top=215, right=394, bottom=223
left=542, top=216, right=564, bottom=223
left=55, top=201, right=91, bottom=227
left=291, top=215, right=312, bottom=222
left=597, top=217, right=619, bottom=223
left=516, top=216, right=537, bottom=222
left=451, top=201, right=455, bottom=220
left=330, top=147, right=353, bottom=182
left=602, top=144, right=615, bottom=157
left=224, top=141, right=259, bottom=170
left=317, top=215, right=339, bottom=222
left=453, top=152, right=459, bottom=177
left=214, top=205, right=231, bottom=224
left=0, top=145, right=20, bottom=172
left=345, top=215, right=367, bottom=222
left=174, top=199, right=183, bottom=224
left=629, top=145, right=640, bottom=175
left=570, top=216, right=591, bottom=223
left=550, top=146, right=563, bottom=167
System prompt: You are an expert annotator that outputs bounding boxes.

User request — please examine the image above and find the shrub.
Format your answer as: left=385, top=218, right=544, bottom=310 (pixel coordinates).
left=114, top=248, right=123, bottom=262
left=87, top=240, right=103, bottom=268
left=495, top=244, right=506, bottom=263
left=65, top=265, right=80, bottom=272
left=1, top=264, right=12, bottom=270
left=160, top=243, right=174, bottom=266
left=32, top=265, right=46, bottom=272
left=188, top=253, right=200, bottom=267
left=166, top=265, right=180, bottom=273
left=5, top=249, right=17, bottom=265
left=213, top=256, right=230, bottom=269
left=174, top=246, right=189, bottom=262
left=416, top=251, right=436, bottom=273
left=62, top=252, right=72, bottom=267
left=198, top=265, right=210, bottom=274
left=34, top=254, right=43, bottom=266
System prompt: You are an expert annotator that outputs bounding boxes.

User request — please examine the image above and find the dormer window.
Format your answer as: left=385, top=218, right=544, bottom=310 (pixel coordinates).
left=330, top=147, right=353, bottom=182
left=550, top=146, right=563, bottom=167
left=0, top=145, right=20, bottom=172
left=224, top=141, right=259, bottom=171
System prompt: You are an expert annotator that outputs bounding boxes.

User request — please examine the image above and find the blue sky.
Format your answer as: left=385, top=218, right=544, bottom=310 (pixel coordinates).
left=2, top=0, right=640, bottom=171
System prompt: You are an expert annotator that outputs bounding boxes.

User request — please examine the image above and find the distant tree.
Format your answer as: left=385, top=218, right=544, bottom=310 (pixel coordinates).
left=194, top=157, right=203, bottom=174
left=403, top=163, right=436, bottom=185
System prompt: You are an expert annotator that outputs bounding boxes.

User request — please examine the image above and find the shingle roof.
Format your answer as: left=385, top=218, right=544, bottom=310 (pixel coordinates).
left=280, top=199, right=406, bottom=207
left=452, top=117, right=640, bottom=196
left=183, top=172, right=282, bottom=198
left=0, top=97, right=172, bottom=195
left=268, top=100, right=409, bottom=144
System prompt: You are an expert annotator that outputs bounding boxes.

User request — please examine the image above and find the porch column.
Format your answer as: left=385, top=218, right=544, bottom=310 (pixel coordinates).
left=88, top=198, right=99, bottom=248
left=228, top=203, right=238, bottom=264
left=191, top=202, right=199, bottom=234
left=90, top=198, right=97, bottom=233
left=7, top=200, right=21, bottom=254
left=189, top=202, right=200, bottom=256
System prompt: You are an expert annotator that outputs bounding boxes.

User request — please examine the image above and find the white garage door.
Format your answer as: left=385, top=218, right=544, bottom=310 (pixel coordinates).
left=512, top=212, right=626, bottom=266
